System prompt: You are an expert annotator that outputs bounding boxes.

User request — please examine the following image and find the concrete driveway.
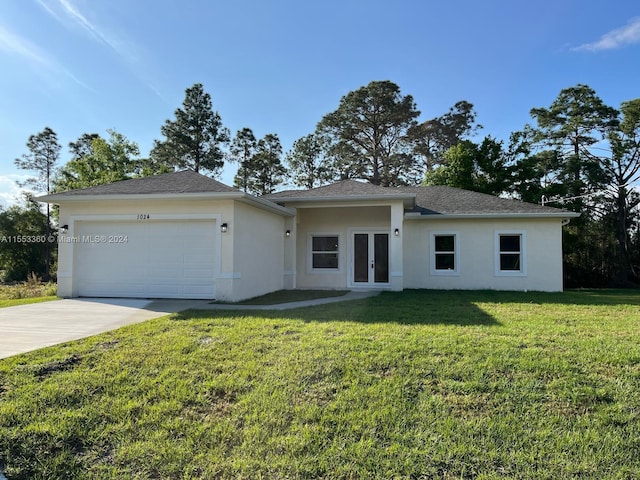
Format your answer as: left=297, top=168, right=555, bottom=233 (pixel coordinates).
left=0, top=298, right=209, bottom=360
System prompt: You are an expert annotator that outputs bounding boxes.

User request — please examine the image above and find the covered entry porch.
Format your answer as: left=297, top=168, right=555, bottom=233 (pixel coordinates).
left=283, top=202, right=406, bottom=292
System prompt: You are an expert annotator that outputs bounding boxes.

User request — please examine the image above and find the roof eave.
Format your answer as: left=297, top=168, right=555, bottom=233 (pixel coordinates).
left=238, top=194, right=296, bottom=217
left=272, top=194, right=416, bottom=208
left=404, top=212, right=581, bottom=220
left=36, top=191, right=296, bottom=217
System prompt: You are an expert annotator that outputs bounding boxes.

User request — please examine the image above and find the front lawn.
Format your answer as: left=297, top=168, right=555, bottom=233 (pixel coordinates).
left=0, top=290, right=639, bottom=479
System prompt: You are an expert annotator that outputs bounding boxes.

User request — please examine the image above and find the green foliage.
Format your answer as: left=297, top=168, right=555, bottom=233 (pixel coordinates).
left=150, top=83, right=229, bottom=175
left=236, top=133, right=287, bottom=195
left=1, top=290, right=640, bottom=478
left=411, top=100, right=482, bottom=171
left=317, top=80, right=420, bottom=186
left=53, top=130, right=142, bottom=192
left=0, top=196, right=52, bottom=282
left=423, top=137, right=511, bottom=195
left=517, top=85, right=640, bottom=286
left=13, top=127, right=61, bottom=194
left=285, top=133, right=332, bottom=189
left=228, top=128, right=257, bottom=192
left=0, top=282, right=57, bottom=301
left=529, top=84, right=619, bottom=210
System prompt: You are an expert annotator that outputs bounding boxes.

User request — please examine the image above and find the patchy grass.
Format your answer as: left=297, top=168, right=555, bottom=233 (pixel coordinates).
left=215, top=289, right=349, bottom=305
left=0, top=282, right=58, bottom=308
left=0, top=296, right=58, bottom=309
left=0, top=289, right=639, bottom=479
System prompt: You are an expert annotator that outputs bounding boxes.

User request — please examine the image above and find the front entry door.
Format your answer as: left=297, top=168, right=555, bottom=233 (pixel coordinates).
left=353, top=232, right=389, bottom=285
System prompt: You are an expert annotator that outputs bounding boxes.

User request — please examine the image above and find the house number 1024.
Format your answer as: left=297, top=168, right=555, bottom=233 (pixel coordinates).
left=137, top=214, right=151, bottom=220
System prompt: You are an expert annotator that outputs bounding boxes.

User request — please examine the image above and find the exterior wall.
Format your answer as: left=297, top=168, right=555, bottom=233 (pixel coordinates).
left=283, top=214, right=297, bottom=289
left=403, top=217, right=565, bottom=292
left=294, top=206, right=392, bottom=289
left=228, top=201, right=285, bottom=301
left=56, top=198, right=232, bottom=300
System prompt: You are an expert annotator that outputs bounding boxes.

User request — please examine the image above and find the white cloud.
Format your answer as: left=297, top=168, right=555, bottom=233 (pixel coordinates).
left=37, top=0, right=167, bottom=101
left=0, top=24, right=90, bottom=90
left=573, top=17, right=640, bottom=52
left=0, top=24, right=51, bottom=67
left=0, top=175, right=37, bottom=210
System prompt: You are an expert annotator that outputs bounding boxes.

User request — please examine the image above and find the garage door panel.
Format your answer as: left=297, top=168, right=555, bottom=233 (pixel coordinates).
left=74, top=220, right=216, bottom=299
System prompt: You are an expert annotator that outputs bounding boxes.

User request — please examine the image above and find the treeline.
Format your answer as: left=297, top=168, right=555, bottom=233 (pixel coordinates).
left=4, top=81, right=640, bottom=287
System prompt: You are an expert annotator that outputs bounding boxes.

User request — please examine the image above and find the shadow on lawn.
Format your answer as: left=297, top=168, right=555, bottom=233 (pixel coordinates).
left=174, top=288, right=640, bottom=326
left=175, top=290, right=503, bottom=326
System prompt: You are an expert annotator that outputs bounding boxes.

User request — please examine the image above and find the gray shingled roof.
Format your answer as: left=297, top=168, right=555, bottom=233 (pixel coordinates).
left=400, top=186, right=569, bottom=215
left=265, top=179, right=413, bottom=199
left=47, top=170, right=236, bottom=197
left=267, top=180, right=572, bottom=216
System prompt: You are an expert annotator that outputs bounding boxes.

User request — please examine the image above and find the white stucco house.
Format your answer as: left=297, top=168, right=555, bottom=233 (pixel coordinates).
left=38, top=170, right=579, bottom=301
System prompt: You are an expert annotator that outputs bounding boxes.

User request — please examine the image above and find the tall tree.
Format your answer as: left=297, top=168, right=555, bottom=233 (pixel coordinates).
left=286, top=133, right=331, bottom=189
left=508, top=136, right=563, bottom=205
left=602, top=99, right=640, bottom=284
left=516, top=84, right=635, bottom=287
left=69, top=133, right=100, bottom=160
left=423, top=137, right=510, bottom=195
left=54, top=130, right=142, bottom=192
left=14, top=127, right=61, bottom=281
left=529, top=84, right=619, bottom=212
left=317, top=80, right=420, bottom=186
left=243, top=134, right=287, bottom=196
left=150, top=83, right=229, bottom=175
left=411, top=100, right=482, bottom=171
left=228, top=128, right=257, bottom=192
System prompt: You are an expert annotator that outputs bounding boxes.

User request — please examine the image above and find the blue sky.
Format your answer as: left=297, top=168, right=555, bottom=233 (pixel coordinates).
left=1, top=0, right=639, bottom=207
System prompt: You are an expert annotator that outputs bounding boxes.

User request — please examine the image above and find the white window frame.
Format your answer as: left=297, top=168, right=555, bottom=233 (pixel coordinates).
left=430, top=231, right=460, bottom=276
left=307, top=233, right=342, bottom=274
left=494, top=230, right=527, bottom=277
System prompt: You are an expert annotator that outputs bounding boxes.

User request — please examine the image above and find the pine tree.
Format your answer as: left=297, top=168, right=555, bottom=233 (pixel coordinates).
left=150, top=83, right=229, bottom=175
left=14, top=127, right=61, bottom=280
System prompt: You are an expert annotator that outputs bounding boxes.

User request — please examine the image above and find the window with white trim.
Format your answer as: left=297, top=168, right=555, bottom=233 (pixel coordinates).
left=495, top=231, right=527, bottom=276
left=430, top=232, right=459, bottom=275
left=311, top=235, right=339, bottom=270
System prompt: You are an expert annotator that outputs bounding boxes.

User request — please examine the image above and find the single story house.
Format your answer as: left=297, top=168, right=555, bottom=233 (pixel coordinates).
left=38, top=170, right=579, bottom=301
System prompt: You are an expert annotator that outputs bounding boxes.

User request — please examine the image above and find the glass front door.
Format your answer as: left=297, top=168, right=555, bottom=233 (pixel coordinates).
left=353, top=232, right=389, bottom=285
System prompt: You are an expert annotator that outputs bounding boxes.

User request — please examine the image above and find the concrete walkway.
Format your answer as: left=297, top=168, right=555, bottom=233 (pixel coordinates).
left=0, top=298, right=209, bottom=359
left=194, top=290, right=380, bottom=311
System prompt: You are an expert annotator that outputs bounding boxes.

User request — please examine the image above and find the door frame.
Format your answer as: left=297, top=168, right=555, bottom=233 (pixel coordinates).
left=347, top=228, right=391, bottom=288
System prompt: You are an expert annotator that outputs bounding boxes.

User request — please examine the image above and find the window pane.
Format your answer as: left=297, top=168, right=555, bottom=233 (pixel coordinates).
left=374, top=233, right=389, bottom=283
left=500, top=235, right=520, bottom=252
left=313, top=253, right=338, bottom=269
left=435, top=253, right=455, bottom=270
left=312, top=236, right=338, bottom=252
left=354, top=234, right=368, bottom=282
left=435, top=235, right=455, bottom=252
left=500, top=253, right=521, bottom=271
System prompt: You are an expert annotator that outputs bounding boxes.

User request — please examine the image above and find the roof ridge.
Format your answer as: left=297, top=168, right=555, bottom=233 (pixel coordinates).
left=44, top=170, right=238, bottom=197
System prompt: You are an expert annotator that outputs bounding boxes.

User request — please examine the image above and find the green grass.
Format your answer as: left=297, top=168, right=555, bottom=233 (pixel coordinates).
left=0, top=296, right=58, bottom=309
left=216, top=289, right=350, bottom=305
left=1, top=289, right=639, bottom=479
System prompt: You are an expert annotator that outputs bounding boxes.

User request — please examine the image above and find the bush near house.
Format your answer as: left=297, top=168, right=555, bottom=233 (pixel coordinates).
left=0, top=279, right=57, bottom=308
left=0, top=290, right=639, bottom=479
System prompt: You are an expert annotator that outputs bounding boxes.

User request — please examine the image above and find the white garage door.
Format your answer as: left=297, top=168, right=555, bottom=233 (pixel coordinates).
left=74, top=220, right=216, bottom=299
